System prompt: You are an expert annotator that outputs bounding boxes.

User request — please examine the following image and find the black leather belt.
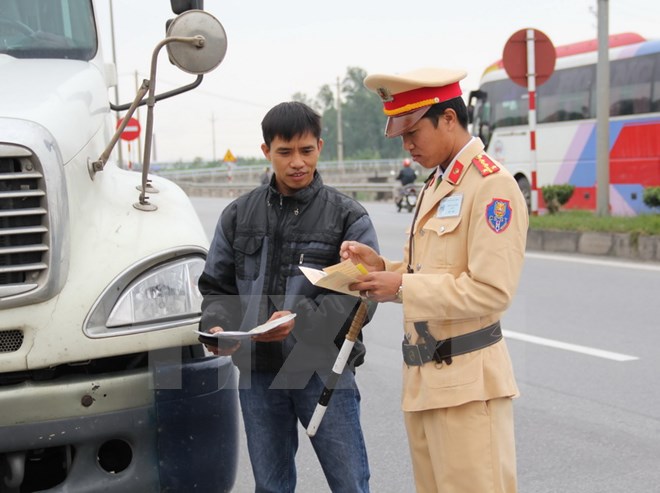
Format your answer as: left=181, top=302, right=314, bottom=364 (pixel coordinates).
left=402, top=321, right=502, bottom=366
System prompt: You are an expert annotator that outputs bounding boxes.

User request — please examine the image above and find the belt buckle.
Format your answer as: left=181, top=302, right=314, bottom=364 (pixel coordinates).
left=434, top=338, right=453, bottom=366
left=402, top=344, right=423, bottom=366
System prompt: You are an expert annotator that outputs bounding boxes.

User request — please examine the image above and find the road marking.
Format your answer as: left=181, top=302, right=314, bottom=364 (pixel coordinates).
left=503, top=330, right=639, bottom=362
left=525, top=252, right=660, bottom=272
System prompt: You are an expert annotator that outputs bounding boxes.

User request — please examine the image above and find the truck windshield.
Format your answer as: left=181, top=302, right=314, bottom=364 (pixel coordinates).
left=0, top=0, right=96, bottom=60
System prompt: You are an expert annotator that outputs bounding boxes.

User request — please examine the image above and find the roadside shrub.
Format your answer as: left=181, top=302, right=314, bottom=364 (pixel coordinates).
left=643, top=187, right=660, bottom=209
left=542, top=184, right=575, bottom=214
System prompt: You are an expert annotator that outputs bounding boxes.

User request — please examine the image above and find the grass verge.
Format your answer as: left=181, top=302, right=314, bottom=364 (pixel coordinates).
left=530, top=210, right=660, bottom=235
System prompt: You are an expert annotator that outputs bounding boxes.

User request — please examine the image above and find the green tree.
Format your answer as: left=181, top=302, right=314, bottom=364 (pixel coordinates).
left=293, top=66, right=405, bottom=161
left=340, top=67, right=402, bottom=159
left=292, top=91, right=322, bottom=114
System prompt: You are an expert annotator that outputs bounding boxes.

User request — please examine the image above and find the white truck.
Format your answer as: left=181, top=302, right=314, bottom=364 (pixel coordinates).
left=0, top=1, right=238, bottom=491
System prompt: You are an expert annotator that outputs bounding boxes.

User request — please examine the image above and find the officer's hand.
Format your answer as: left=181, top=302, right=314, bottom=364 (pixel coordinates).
left=340, top=241, right=384, bottom=272
left=252, top=311, right=295, bottom=343
left=204, top=326, right=241, bottom=356
left=349, top=271, right=402, bottom=303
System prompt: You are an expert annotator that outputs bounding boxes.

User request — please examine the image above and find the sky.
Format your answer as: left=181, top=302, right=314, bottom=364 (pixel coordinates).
left=95, top=0, right=659, bottom=163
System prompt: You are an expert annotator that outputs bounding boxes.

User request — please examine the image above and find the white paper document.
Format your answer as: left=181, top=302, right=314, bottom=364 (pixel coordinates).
left=299, top=260, right=367, bottom=297
left=194, top=313, right=297, bottom=340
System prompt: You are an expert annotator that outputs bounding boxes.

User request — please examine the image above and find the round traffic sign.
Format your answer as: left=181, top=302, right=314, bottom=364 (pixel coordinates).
left=118, top=117, right=141, bottom=142
left=503, top=28, right=556, bottom=87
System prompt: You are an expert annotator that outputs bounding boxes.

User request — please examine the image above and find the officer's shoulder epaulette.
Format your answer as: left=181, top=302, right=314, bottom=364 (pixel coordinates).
left=472, top=153, right=500, bottom=177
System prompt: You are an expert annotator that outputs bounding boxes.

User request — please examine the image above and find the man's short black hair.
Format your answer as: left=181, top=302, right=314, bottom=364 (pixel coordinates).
left=423, top=97, right=469, bottom=130
left=261, top=101, right=322, bottom=147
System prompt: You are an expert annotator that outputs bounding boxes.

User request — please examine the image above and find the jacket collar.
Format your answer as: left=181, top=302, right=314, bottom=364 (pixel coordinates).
left=268, top=170, right=323, bottom=205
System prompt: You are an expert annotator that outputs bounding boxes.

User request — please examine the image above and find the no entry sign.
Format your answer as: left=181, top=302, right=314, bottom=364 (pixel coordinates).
left=118, top=117, right=141, bottom=142
left=503, top=28, right=556, bottom=87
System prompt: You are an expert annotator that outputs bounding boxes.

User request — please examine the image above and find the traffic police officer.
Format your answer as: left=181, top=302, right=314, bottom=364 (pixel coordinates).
left=341, top=67, right=528, bottom=493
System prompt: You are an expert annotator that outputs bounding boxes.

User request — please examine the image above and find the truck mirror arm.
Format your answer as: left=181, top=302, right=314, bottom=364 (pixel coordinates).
left=108, top=75, right=203, bottom=112
left=90, top=79, right=151, bottom=177
left=91, top=10, right=227, bottom=212
left=135, top=35, right=208, bottom=212
left=89, top=35, right=207, bottom=213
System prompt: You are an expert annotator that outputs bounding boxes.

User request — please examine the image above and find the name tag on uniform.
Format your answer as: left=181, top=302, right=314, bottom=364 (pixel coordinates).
left=437, top=194, right=463, bottom=217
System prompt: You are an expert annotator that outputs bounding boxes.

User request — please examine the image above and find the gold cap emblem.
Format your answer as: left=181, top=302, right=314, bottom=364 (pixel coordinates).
left=376, top=87, right=393, bottom=102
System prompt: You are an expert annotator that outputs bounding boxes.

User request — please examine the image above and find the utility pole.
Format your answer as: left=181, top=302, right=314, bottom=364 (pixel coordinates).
left=596, top=0, right=610, bottom=216
left=109, top=0, right=123, bottom=168
left=336, top=77, right=344, bottom=172
left=211, top=113, right=217, bottom=163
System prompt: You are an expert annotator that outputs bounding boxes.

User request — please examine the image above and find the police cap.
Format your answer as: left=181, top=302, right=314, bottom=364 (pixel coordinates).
left=364, top=67, right=467, bottom=138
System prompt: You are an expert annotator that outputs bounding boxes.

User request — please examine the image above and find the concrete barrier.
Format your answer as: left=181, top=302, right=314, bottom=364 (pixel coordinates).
left=527, top=230, right=660, bottom=262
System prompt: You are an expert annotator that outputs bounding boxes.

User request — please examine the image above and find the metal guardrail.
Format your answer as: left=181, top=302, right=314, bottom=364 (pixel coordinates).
left=155, top=159, right=417, bottom=182
left=175, top=180, right=399, bottom=200
left=158, top=158, right=422, bottom=200
left=178, top=181, right=396, bottom=191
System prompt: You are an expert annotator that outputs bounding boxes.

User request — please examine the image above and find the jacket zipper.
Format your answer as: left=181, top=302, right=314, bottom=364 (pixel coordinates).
left=267, top=194, right=286, bottom=297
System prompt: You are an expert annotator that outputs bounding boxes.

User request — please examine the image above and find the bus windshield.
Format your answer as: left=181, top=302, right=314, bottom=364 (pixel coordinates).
left=0, top=0, right=97, bottom=60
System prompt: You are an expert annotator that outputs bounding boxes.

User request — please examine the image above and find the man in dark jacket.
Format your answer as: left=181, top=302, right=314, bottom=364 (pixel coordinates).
left=199, top=102, right=377, bottom=493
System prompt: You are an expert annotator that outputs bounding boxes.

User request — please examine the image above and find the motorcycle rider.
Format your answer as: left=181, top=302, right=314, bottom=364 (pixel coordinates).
left=396, top=158, right=417, bottom=186
left=394, top=158, right=418, bottom=212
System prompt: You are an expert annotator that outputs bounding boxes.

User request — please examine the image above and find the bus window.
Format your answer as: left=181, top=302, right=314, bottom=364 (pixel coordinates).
left=538, top=65, right=594, bottom=122
left=482, top=80, right=528, bottom=129
left=653, top=55, right=660, bottom=111
left=609, top=54, right=655, bottom=116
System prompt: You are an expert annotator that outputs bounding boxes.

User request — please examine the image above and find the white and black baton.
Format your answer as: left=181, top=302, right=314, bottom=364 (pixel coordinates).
left=306, top=300, right=368, bottom=437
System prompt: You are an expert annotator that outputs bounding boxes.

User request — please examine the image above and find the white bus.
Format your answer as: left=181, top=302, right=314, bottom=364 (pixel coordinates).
left=468, top=32, right=660, bottom=215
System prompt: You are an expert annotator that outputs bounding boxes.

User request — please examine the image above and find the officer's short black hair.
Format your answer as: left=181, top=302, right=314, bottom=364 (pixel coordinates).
left=423, top=97, right=469, bottom=130
left=261, top=101, right=322, bottom=147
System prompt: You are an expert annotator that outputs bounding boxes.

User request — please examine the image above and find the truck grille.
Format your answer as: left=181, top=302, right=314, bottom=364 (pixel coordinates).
left=0, top=151, right=49, bottom=297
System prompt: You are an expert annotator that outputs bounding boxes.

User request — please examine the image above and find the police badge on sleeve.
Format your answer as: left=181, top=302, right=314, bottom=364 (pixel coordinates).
left=486, top=198, right=512, bottom=233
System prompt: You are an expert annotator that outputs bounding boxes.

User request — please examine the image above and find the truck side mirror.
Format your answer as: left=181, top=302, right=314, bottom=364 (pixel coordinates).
left=166, top=10, right=227, bottom=75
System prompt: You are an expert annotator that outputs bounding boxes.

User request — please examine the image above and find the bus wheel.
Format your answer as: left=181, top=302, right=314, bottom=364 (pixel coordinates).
left=516, top=176, right=531, bottom=212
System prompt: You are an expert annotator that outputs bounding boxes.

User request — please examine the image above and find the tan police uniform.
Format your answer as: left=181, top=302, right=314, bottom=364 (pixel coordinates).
left=364, top=68, right=528, bottom=493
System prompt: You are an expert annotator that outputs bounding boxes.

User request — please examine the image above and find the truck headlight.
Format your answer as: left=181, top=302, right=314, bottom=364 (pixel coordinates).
left=107, top=257, right=203, bottom=327
left=84, top=251, right=206, bottom=338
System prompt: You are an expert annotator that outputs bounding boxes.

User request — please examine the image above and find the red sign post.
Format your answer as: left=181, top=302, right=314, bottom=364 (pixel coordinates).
left=502, top=28, right=556, bottom=214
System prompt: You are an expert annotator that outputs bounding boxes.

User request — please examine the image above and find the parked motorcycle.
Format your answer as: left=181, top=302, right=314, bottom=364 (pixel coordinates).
left=395, top=184, right=418, bottom=212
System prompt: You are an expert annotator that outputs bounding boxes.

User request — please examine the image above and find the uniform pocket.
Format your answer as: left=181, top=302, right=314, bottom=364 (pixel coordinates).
left=422, top=216, right=462, bottom=236
left=234, top=235, right=265, bottom=280
left=418, top=216, right=463, bottom=268
left=419, top=350, right=482, bottom=389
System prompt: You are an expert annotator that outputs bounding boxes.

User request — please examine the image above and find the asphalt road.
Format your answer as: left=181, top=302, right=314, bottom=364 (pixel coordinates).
left=191, top=196, right=660, bottom=493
